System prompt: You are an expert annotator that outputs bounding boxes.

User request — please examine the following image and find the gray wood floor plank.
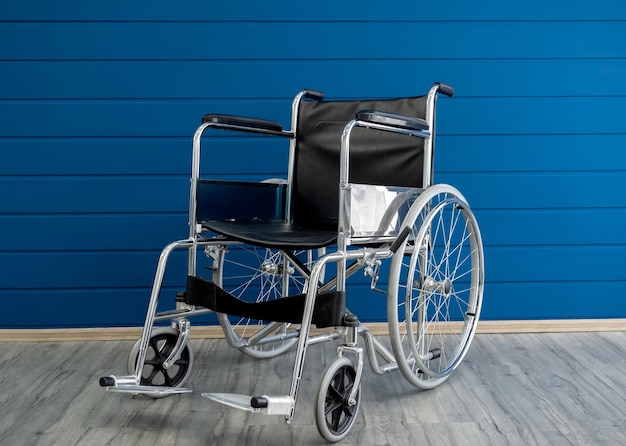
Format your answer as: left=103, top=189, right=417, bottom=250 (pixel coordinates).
left=0, top=332, right=624, bottom=445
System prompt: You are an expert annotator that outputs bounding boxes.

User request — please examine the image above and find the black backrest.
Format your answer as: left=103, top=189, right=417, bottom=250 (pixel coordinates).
left=292, top=95, right=427, bottom=231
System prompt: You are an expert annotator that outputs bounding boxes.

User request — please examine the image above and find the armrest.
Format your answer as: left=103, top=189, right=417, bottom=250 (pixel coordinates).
left=202, top=114, right=287, bottom=135
left=356, top=110, right=429, bottom=132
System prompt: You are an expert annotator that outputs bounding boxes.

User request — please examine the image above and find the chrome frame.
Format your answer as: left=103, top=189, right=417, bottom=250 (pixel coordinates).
left=102, top=84, right=456, bottom=420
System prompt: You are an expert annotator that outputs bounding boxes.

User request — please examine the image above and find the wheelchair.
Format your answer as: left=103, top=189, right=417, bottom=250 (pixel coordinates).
left=99, top=82, right=484, bottom=442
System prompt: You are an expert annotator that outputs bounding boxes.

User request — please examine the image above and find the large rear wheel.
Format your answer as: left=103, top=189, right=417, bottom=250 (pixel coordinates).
left=388, top=184, right=484, bottom=389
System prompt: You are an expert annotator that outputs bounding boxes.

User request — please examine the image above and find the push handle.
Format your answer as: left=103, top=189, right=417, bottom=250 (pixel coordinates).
left=436, top=82, right=455, bottom=97
left=303, top=89, right=324, bottom=101
left=390, top=226, right=412, bottom=253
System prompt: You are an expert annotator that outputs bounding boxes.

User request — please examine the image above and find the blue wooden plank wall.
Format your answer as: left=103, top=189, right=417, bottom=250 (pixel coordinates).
left=1, top=0, right=625, bottom=328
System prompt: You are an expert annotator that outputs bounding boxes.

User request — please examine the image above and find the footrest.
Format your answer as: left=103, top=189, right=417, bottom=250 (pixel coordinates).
left=99, top=374, right=192, bottom=397
left=106, top=384, right=192, bottom=397
left=202, top=392, right=293, bottom=415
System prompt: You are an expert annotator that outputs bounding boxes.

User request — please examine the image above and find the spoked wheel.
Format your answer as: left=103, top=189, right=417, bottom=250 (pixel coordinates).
left=388, top=184, right=484, bottom=389
left=207, top=243, right=323, bottom=359
left=127, top=327, right=193, bottom=397
left=315, top=357, right=361, bottom=443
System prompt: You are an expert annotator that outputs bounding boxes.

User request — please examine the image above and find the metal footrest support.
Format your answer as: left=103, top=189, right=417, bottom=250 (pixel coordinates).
left=202, top=393, right=294, bottom=416
left=99, top=374, right=192, bottom=397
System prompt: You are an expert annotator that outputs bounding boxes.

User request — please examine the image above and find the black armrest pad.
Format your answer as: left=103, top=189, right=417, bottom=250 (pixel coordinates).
left=202, top=114, right=283, bottom=132
left=356, top=110, right=429, bottom=132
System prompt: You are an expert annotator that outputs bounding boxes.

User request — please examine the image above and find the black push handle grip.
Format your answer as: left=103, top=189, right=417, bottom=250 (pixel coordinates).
left=390, top=226, right=412, bottom=253
left=303, top=89, right=324, bottom=101
left=436, top=82, right=455, bottom=97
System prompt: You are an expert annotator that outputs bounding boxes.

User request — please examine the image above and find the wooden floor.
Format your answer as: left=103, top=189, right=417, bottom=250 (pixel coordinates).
left=0, top=332, right=624, bottom=445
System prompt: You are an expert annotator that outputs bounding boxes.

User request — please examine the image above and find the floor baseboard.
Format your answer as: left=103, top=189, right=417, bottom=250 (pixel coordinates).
left=1, top=319, right=625, bottom=342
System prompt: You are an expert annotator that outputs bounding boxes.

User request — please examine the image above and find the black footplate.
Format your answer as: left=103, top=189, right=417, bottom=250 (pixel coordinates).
left=184, top=275, right=345, bottom=328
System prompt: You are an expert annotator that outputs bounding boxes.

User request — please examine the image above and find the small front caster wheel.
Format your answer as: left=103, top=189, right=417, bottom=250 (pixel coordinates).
left=127, top=327, right=193, bottom=398
left=315, top=357, right=361, bottom=442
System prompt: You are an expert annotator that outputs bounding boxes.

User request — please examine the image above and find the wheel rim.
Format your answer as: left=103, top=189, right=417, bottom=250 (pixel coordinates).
left=409, top=195, right=482, bottom=377
left=388, top=185, right=484, bottom=388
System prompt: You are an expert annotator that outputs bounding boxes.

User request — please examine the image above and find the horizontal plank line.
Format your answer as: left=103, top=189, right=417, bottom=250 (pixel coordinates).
left=2, top=95, right=626, bottom=102
left=1, top=319, right=624, bottom=342
left=443, top=133, right=626, bottom=138
left=2, top=19, right=626, bottom=24
left=0, top=95, right=626, bottom=102
left=1, top=279, right=625, bottom=292
left=0, top=208, right=621, bottom=216
left=1, top=133, right=625, bottom=140
left=2, top=171, right=625, bottom=178
left=2, top=244, right=626, bottom=254
left=475, top=207, right=626, bottom=212
left=0, top=211, right=188, bottom=217
left=485, top=244, right=626, bottom=249
left=485, top=282, right=626, bottom=287
left=0, top=248, right=168, bottom=255
left=485, top=278, right=626, bottom=283
left=439, top=169, right=626, bottom=174
left=2, top=132, right=626, bottom=139
left=3, top=96, right=626, bottom=104
left=441, top=133, right=626, bottom=138
left=479, top=207, right=626, bottom=213
left=2, top=57, right=626, bottom=62
left=473, top=206, right=626, bottom=210
left=0, top=211, right=188, bottom=216
left=0, top=287, right=164, bottom=293
left=0, top=135, right=245, bottom=141
left=0, top=173, right=190, bottom=178
left=483, top=245, right=626, bottom=249
left=0, top=287, right=180, bottom=294
left=2, top=133, right=626, bottom=141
